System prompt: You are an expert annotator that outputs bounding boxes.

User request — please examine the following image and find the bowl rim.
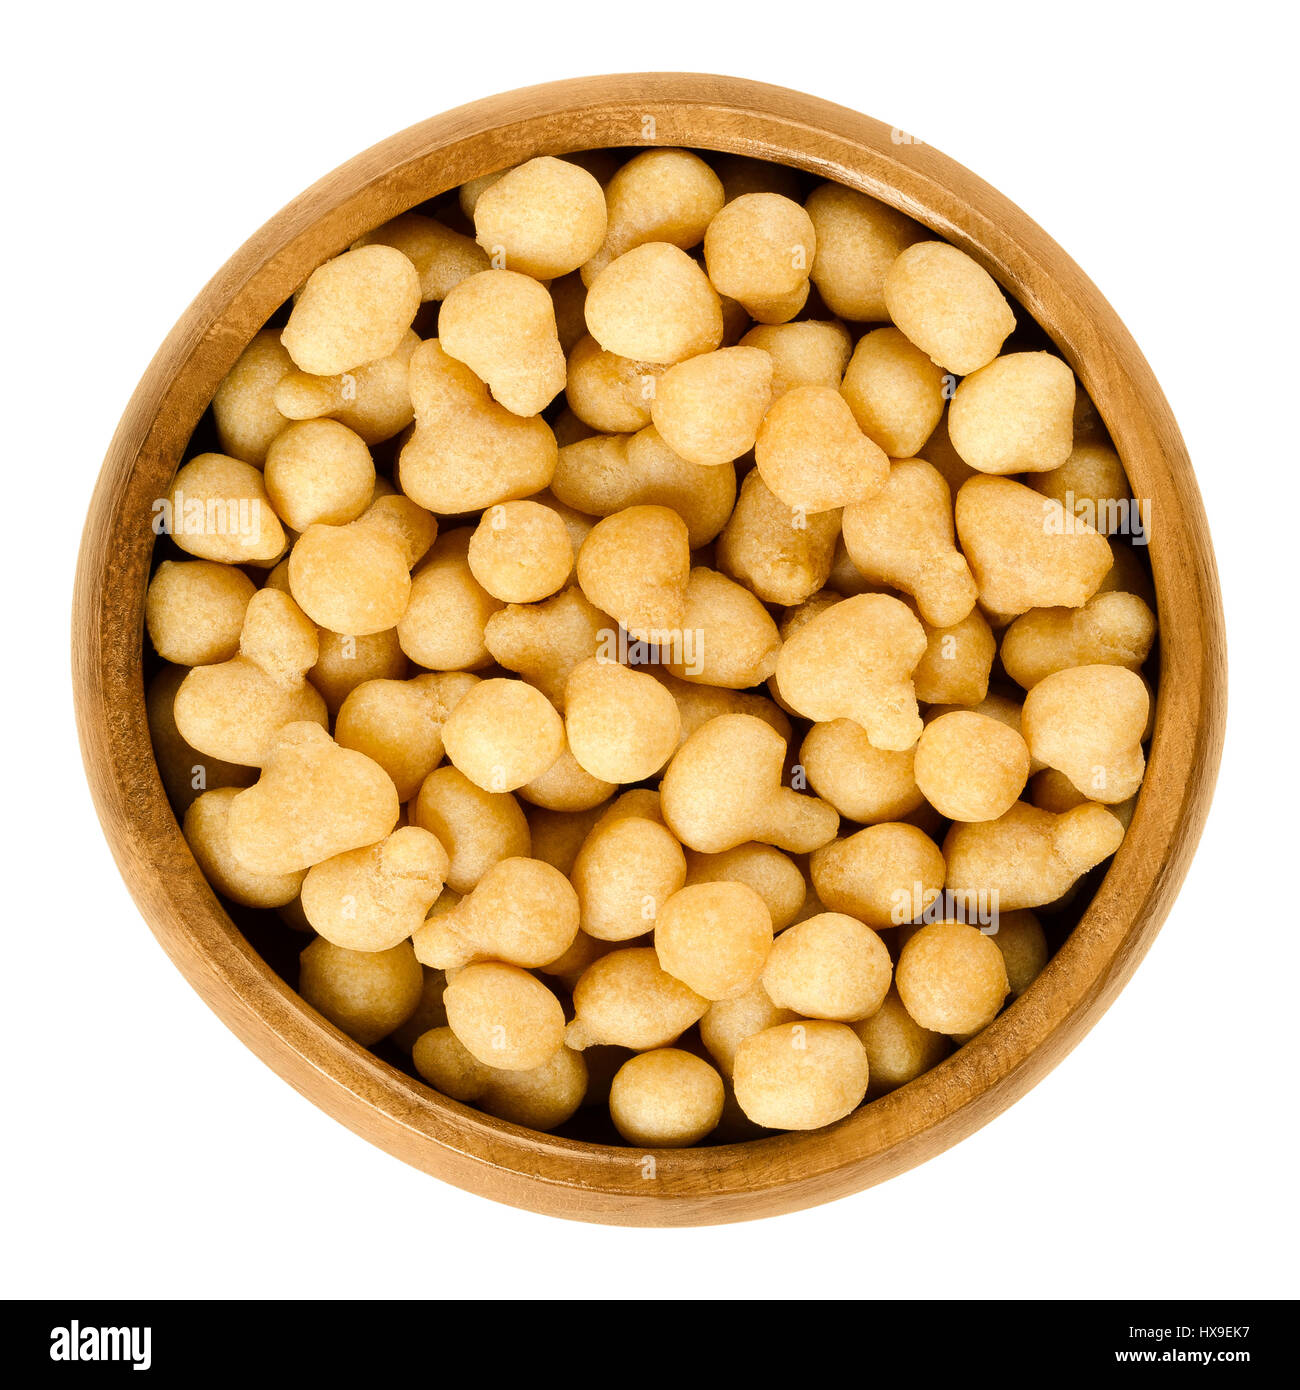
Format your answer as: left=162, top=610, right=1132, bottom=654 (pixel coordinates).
left=72, top=72, right=1226, bottom=1227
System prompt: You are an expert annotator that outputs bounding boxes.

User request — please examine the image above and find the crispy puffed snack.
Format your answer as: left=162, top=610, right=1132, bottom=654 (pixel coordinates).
left=609, top=1049, right=725, bottom=1147
left=661, top=713, right=839, bottom=855
left=412, top=766, right=530, bottom=895
left=439, top=269, right=567, bottom=416
left=581, top=149, right=724, bottom=285
left=700, top=985, right=798, bottom=1078
left=575, top=504, right=690, bottom=640
left=943, top=801, right=1125, bottom=910
left=684, top=843, right=807, bottom=932
left=174, top=588, right=327, bottom=767
left=413, top=856, right=578, bottom=969
left=355, top=212, right=490, bottom=300
left=584, top=242, right=723, bottom=365
left=211, top=329, right=293, bottom=464
left=263, top=418, right=375, bottom=531
left=162, top=452, right=286, bottom=565
left=714, top=152, right=804, bottom=202
left=956, top=475, right=1113, bottom=615
left=550, top=273, right=589, bottom=355
left=517, top=738, right=617, bottom=813
left=762, top=913, right=892, bottom=1022
left=302, top=826, right=449, bottom=952
left=335, top=671, right=477, bottom=801
left=841, top=458, right=978, bottom=627
left=949, top=352, right=1076, bottom=475
left=389, top=966, right=450, bottom=1052
left=566, top=947, right=708, bottom=1052
left=655, top=881, right=774, bottom=1001
left=148, top=666, right=255, bottom=812
left=739, top=320, right=853, bottom=399
left=397, top=528, right=503, bottom=670
left=988, top=909, right=1048, bottom=997
left=183, top=786, right=305, bottom=908
left=472, top=155, right=607, bottom=279
left=716, top=469, right=839, bottom=606
left=914, top=711, right=1031, bottom=823
left=551, top=427, right=736, bottom=547
left=896, top=921, right=1009, bottom=1036
left=282, top=245, right=420, bottom=376
left=483, top=585, right=610, bottom=708
left=564, top=657, right=681, bottom=783
left=226, top=722, right=399, bottom=874
left=299, top=937, right=423, bottom=1046
left=799, top=719, right=924, bottom=825
left=146, top=559, right=256, bottom=667
left=1030, top=768, right=1136, bottom=829
left=805, top=182, right=924, bottom=322
left=775, top=593, right=927, bottom=751
left=755, top=385, right=889, bottom=513
left=841, top=327, right=947, bottom=459
left=653, top=670, right=792, bottom=747
left=309, top=626, right=407, bottom=716
left=854, top=989, right=950, bottom=1096
left=441, top=677, right=565, bottom=792
left=1000, top=591, right=1157, bottom=689
left=1028, top=441, right=1134, bottom=530
left=909, top=604, right=997, bottom=706
left=274, top=330, right=418, bottom=446
left=571, top=811, right=686, bottom=941
left=565, top=334, right=663, bottom=433
left=444, top=961, right=566, bottom=1070
left=1021, top=665, right=1149, bottom=803
left=811, top=823, right=946, bottom=930
left=703, top=192, right=816, bottom=321
left=663, top=567, right=782, bottom=690
left=398, top=340, right=557, bottom=513
left=883, top=241, right=1015, bottom=375
left=733, top=1020, right=869, bottom=1130
left=650, top=346, right=773, bottom=466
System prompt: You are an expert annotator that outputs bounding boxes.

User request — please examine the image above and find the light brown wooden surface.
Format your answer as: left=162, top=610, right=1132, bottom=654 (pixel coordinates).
left=71, top=73, right=1226, bottom=1226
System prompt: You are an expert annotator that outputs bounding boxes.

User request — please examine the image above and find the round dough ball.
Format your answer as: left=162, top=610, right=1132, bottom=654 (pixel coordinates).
left=298, top=937, right=423, bottom=1046
left=145, top=560, right=256, bottom=667
left=733, top=1021, right=869, bottom=1130
left=896, top=921, right=1009, bottom=1035
left=609, top=1048, right=725, bottom=1147
left=762, top=912, right=892, bottom=1021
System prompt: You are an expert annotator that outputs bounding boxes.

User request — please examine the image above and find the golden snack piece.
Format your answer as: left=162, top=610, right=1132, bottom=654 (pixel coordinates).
left=1021, top=664, right=1149, bottom=804
left=956, top=475, right=1113, bottom=616
left=162, top=452, right=286, bottom=565
left=883, top=241, right=1015, bottom=375
left=263, top=418, right=374, bottom=532
left=740, top=320, right=853, bottom=398
left=762, top=912, right=892, bottom=1022
left=335, top=672, right=478, bottom=801
left=518, top=739, right=617, bottom=812
left=282, top=244, right=420, bottom=376
left=655, top=881, right=774, bottom=1001
left=398, top=340, right=557, bottom=514
left=565, top=334, right=661, bottom=434
left=910, top=604, right=998, bottom=706
left=302, top=826, right=449, bottom=952
left=654, top=670, right=792, bottom=748
left=472, top=155, right=608, bottom=279
left=854, top=989, right=950, bottom=1096
left=390, top=966, right=450, bottom=1052
left=1030, top=767, right=1136, bottom=829
left=355, top=212, right=490, bottom=300
left=733, top=1020, right=869, bottom=1130
left=443, top=961, right=566, bottom=1071
left=714, top=152, right=803, bottom=203
left=145, top=559, right=255, bottom=667
left=944, top=801, right=1125, bottom=911
left=551, top=426, right=736, bottom=548
left=703, top=192, right=816, bottom=320
left=661, top=713, right=839, bottom=855
left=989, top=909, right=1048, bottom=997
left=811, top=823, right=946, bottom=930
left=469, top=1043, right=588, bottom=1130
left=550, top=274, right=590, bottom=356
left=567, top=947, right=708, bottom=1052
left=775, top=593, right=928, bottom=751
left=148, top=666, right=255, bottom=812
left=173, top=588, right=327, bottom=767
left=414, top=856, right=578, bottom=969
left=274, top=330, right=419, bottom=446
left=651, top=346, right=773, bottom=466
left=211, top=329, right=293, bottom=465
left=397, top=528, right=503, bottom=671
left=805, top=182, right=924, bottom=322
left=799, top=719, right=925, bottom=825
left=439, top=269, right=567, bottom=417
left=564, top=657, right=681, bottom=783
left=227, top=722, right=400, bottom=874
left=526, top=804, right=606, bottom=878
left=582, top=149, right=724, bottom=285
left=411, top=1024, right=491, bottom=1101
left=665, top=567, right=782, bottom=690
left=575, top=504, right=690, bottom=640
left=896, top=920, right=1009, bottom=1035
left=717, top=470, right=839, bottom=607
left=412, top=766, right=530, bottom=895
left=183, top=786, right=305, bottom=908
left=441, top=677, right=565, bottom=793
left=584, top=242, right=723, bottom=365
left=483, top=585, right=609, bottom=708
left=309, top=626, right=407, bottom=716
left=299, top=936, right=423, bottom=1046
left=913, top=711, right=1031, bottom=823
left=841, top=458, right=978, bottom=627
left=684, top=843, right=807, bottom=932
left=1028, top=441, right=1133, bottom=531
left=755, top=384, right=889, bottom=513
left=949, top=352, right=1076, bottom=475
left=609, top=1049, right=725, bottom=1147
left=841, top=327, right=947, bottom=459
left=572, top=812, right=686, bottom=941
left=699, top=985, right=797, bottom=1078
left=1000, top=591, right=1157, bottom=690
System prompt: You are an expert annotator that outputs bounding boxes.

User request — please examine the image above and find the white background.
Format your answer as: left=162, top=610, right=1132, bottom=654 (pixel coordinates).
left=5, top=0, right=1295, bottom=1301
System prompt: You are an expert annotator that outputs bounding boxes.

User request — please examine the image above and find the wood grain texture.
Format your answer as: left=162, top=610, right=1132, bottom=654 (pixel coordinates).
left=72, top=73, right=1226, bottom=1226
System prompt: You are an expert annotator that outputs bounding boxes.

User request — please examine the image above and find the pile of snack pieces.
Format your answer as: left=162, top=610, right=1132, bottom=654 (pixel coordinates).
left=147, top=146, right=1157, bottom=1147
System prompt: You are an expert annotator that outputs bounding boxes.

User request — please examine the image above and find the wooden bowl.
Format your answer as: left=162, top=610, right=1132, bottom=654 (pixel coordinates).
left=72, top=73, right=1226, bottom=1226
